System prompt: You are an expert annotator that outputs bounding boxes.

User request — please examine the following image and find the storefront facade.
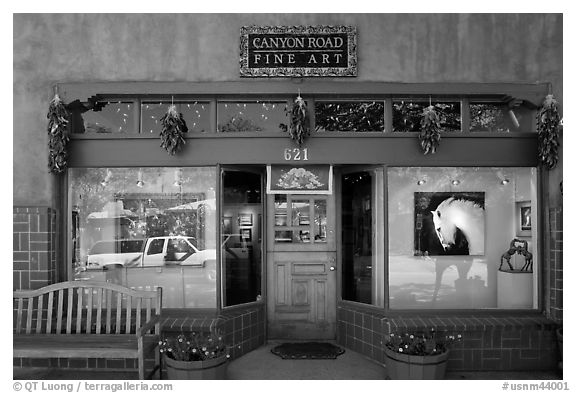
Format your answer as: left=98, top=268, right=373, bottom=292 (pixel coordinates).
left=13, top=14, right=563, bottom=373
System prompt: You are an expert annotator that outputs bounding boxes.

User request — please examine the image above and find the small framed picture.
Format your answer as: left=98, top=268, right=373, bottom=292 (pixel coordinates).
left=516, top=201, right=532, bottom=237
left=275, top=213, right=287, bottom=226
left=241, top=228, right=252, bottom=242
left=238, top=213, right=253, bottom=226
left=222, top=216, right=233, bottom=235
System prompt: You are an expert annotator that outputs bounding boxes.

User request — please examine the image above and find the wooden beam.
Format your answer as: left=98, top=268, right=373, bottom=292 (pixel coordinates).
left=59, top=81, right=549, bottom=108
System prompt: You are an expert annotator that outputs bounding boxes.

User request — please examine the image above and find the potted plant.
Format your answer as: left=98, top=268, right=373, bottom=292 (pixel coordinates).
left=384, top=329, right=461, bottom=380
left=159, top=330, right=229, bottom=380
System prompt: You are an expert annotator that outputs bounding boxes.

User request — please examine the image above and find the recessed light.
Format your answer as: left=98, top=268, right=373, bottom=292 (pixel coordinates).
left=501, top=179, right=510, bottom=185
left=451, top=180, right=460, bottom=186
left=417, top=179, right=426, bottom=185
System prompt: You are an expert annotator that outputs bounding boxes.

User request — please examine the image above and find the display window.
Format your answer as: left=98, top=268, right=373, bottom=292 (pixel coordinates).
left=69, top=167, right=218, bottom=308
left=389, top=167, right=538, bottom=309
left=341, top=166, right=538, bottom=310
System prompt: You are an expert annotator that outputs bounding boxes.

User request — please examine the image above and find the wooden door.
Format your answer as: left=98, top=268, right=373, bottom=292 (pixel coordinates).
left=266, top=193, right=337, bottom=340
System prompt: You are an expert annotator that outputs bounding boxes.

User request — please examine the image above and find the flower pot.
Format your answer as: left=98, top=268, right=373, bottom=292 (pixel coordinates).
left=164, top=355, right=228, bottom=380
left=384, top=347, right=449, bottom=380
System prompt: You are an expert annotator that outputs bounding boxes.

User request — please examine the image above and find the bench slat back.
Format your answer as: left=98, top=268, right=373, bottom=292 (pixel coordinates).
left=14, top=281, right=162, bottom=335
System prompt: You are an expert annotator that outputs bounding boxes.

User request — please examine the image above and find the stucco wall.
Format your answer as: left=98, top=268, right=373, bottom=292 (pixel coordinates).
left=13, top=13, right=563, bottom=206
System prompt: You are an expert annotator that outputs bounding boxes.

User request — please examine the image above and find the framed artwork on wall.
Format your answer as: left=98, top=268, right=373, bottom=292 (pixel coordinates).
left=516, top=201, right=532, bottom=237
left=238, top=213, right=253, bottom=226
left=241, top=228, right=252, bottom=242
left=414, top=192, right=486, bottom=256
left=222, top=216, right=233, bottom=235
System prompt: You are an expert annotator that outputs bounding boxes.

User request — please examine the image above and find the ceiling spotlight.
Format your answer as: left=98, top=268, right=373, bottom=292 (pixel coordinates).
left=417, top=179, right=426, bottom=185
left=451, top=179, right=460, bottom=186
left=501, top=179, right=510, bottom=185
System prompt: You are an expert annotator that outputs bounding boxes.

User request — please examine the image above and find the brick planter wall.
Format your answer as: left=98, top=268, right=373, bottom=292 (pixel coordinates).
left=160, top=305, right=266, bottom=359
left=337, top=304, right=559, bottom=371
left=15, top=305, right=267, bottom=372
left=548, top=208, right=563, bottom=323
left=13, top=207, right=58, bottom=290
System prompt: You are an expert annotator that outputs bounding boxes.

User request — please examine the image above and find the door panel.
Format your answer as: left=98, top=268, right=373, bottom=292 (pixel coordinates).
left=267, top=193, right=336, bottom=340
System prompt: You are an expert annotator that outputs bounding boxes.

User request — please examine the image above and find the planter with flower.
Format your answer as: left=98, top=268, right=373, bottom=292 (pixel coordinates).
left=159, top=331, right=229, bottom=380
left=384, top=329, right=461, bottom=380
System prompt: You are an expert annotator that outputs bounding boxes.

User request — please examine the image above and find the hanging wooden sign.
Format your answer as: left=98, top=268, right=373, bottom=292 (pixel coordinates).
left=267, top=165, right=333, bottom=194
left=240, top=25, right=357, bottom=77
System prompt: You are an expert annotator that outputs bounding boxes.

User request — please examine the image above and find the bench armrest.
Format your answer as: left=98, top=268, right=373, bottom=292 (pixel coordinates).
left=136, top=315, right=162, bottom=338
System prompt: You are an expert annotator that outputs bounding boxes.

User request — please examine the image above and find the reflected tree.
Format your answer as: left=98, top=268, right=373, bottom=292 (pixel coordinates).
left=315, top=102, right=385, bottom=132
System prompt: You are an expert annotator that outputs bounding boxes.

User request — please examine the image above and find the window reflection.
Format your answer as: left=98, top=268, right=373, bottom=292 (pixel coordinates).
left=141, top=101, right=211, bottom=134
left=315, top=101, right=385, bottom=132
left=82, top=102, right=135, bottom=133
left=217, top=101, right=287, bottom=132
left=392, top=101, right=461, bottom=133
left=69, top=167, right=217, bottom=308
left=291, top=199, right=310, bottom=226
left=314, top=200, right=327, bottom=242
left=469, top=103, right=532, bottom=132
left=274, top=194, right=288, bottom=226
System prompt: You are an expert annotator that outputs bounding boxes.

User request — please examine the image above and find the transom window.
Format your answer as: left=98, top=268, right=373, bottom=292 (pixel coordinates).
left=66, top=94, right=537, bottom=134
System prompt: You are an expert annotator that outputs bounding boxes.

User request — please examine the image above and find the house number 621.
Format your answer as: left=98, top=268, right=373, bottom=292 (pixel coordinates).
left=283, top=148, right=309, bottom=161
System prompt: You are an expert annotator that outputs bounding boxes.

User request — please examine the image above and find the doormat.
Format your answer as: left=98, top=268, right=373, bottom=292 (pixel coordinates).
left=271, top=342, right=345, bottom=359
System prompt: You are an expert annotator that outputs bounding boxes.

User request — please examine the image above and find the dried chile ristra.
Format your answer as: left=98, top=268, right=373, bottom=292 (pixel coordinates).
left=47, top=93, right=69, bottom=174
left=160, top=105, right=188, bottom=155
left=419, top=105, right=442, bottom=155
left=288, top=96, right=310, bottom=146
left=537, top=94, right=561, bottom=170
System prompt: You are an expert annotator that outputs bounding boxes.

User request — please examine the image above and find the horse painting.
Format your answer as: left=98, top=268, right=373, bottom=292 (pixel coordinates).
left=431, top=197, right=485, bottom=255
left=414, top=192, right=486, bottom=305
left=415, top=193, right=485, bottom=256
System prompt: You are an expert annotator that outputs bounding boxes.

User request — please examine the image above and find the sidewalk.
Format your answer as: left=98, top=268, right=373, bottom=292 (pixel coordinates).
left=14, top=344, right=562, bottom=380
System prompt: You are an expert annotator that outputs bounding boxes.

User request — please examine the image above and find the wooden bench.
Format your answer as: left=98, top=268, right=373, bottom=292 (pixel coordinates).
left=13, top=281, right=163, bottom=380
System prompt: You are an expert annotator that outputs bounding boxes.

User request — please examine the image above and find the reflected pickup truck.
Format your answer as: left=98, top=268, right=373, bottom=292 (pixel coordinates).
left=86, top=236, right=216, bottom=269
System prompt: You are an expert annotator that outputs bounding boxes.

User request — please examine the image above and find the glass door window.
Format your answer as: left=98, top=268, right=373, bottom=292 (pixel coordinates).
left=341, top=169, right=386, bottom=307
left=221, top=169, right=264, bottom=307
left=273, top=194, right=327, bottom=244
